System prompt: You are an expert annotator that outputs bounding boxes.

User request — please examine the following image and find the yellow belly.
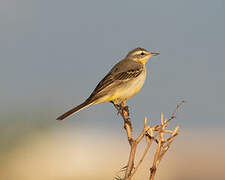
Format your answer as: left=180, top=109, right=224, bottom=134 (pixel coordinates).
left=93, top=68, right=147, bottom=105
left=111, top=69, right=146, bottom=104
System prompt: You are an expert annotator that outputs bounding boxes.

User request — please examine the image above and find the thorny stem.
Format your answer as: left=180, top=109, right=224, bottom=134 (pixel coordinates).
left=120, top=101, right=136, bottom=179
left=130, top=138, right=153, bottom=178
left=112, top=101, right=136, bottom=179
left=112, top=101, right=133, bottom=144
left=150, top=133, right=163, bottom=180
left=112, top=101, right=184, bottom=180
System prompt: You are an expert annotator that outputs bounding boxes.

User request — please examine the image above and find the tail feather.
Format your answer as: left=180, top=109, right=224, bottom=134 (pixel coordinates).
left=56, top=100, right=93, bottom=120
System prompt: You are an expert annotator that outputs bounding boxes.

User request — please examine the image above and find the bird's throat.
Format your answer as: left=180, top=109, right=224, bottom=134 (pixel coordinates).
left=140, top=57, right=150, bottom=64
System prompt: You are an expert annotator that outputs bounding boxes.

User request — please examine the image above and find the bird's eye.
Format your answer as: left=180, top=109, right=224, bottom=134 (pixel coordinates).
left=141, top=52, right=145, bottom=56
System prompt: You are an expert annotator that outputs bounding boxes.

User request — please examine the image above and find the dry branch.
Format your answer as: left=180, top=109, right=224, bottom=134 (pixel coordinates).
left=113, top=101, right=184, bottom=180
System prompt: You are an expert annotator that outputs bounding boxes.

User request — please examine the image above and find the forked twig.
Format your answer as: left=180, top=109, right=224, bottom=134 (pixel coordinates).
left=113, top=101, right=184, bottom=180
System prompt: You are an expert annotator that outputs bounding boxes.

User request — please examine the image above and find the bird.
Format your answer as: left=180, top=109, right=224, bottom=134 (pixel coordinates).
left=57, top=47, right=159, bottom=120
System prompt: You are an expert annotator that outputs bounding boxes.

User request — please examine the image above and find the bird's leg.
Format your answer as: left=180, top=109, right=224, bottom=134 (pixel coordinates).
left=111, top=101, right=129, bottom=117
left=111, top=101, right=132, bottom=128
left=111, top=101, right=129, bottom=116
left=111, top=101, right=122, bottom=115
left=111, top=101, right=129, bottom=115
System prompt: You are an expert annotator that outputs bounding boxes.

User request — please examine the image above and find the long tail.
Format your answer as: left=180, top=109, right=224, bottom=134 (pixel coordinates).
left=56, top=100, right=93, bottom=120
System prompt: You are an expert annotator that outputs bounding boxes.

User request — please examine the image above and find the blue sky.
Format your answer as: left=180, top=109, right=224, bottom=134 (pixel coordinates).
left=1, top=0, right=225, bottom=130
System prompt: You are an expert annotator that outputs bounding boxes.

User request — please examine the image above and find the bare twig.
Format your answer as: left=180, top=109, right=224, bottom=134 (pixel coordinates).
left=149, top=101, right=184, bottom=180
left=130, top=137, right=153, bottom=178
left=150, top=117, right=164, bottom=180
left=112, top=101, right=133, bottom=144
left=113, top=101, right=184, bottom=180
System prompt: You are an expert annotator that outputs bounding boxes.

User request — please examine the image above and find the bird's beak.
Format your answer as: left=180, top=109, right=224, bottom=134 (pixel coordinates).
left=150, top=52, right=160, bottom=56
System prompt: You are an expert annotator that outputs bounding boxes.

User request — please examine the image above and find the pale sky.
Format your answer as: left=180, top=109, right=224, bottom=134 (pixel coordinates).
left=1, top=0, right=225, bottom=131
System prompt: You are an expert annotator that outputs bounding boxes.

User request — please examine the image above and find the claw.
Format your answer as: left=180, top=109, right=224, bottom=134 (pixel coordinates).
left=111, top=101, right=122, bottom=115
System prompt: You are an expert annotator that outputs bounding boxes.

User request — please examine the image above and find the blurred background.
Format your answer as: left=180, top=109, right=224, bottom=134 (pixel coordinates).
left=1, top=0, right=225, bottom=179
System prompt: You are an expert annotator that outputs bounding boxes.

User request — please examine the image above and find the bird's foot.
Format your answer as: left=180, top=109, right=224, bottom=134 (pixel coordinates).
left=117, top=104, right=130, bottom=117
left=111, top=101, right=130, bottom=122
left=111, top=101, right=122, bottom=115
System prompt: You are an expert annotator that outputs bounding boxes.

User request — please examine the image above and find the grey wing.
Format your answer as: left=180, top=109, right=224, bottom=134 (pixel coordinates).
left=87, top=64, right=143, bottom=102
left=114, top=68, right=143, bottom=80
left=87, top=71, right=114, bottom=102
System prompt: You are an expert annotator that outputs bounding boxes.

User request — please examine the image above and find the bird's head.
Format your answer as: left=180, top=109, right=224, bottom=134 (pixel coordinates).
left=126, top=47, right=159, bottom=64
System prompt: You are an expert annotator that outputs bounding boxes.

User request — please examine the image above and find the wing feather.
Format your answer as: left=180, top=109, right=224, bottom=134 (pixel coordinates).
left=88, top=67, right=143, bottom=101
